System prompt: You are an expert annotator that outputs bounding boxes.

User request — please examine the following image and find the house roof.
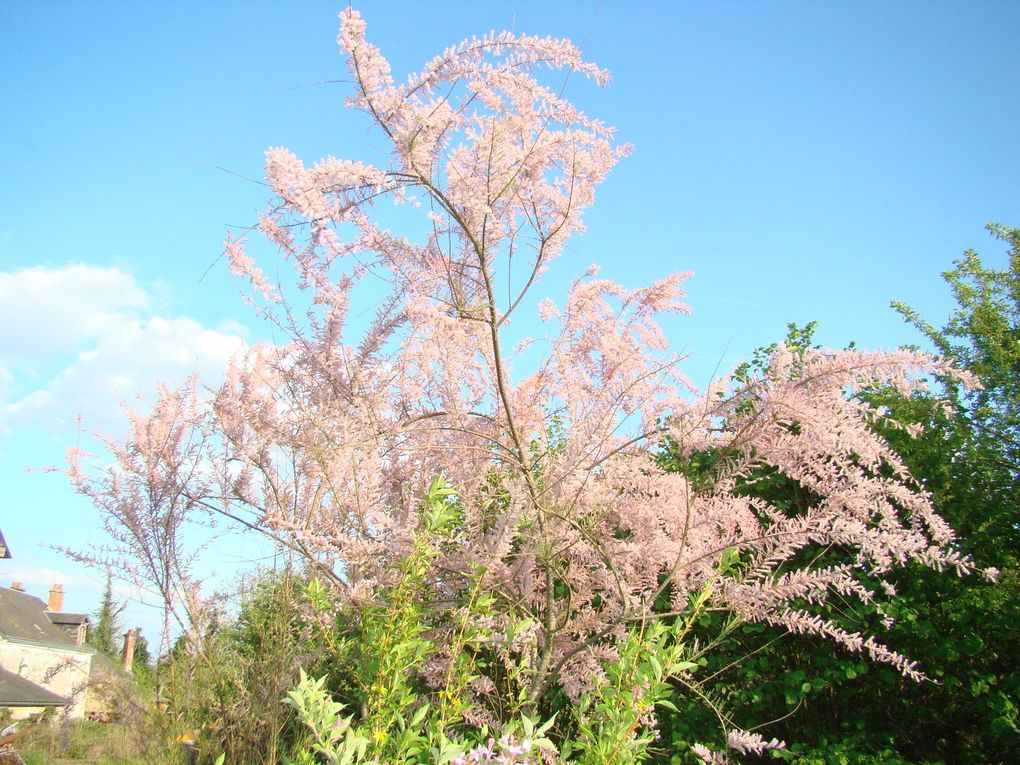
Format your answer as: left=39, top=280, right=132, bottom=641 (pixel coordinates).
left=46, top=612, right=90, bottom=627
left=0, top=587, right=93, bottom=652
left=0, top=527, right=9, bottom=559
left=0, top=667, right=67, bottom=707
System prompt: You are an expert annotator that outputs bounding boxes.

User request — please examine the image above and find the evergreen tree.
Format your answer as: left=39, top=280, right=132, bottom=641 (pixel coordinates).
left=90, top=573, right=125, bottom=659
left=130, top=630, right=153, bottom=684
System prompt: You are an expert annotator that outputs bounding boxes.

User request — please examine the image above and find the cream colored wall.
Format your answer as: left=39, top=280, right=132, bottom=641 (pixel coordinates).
left=5, top=704, right=48, bottom=719
left=0, top=640, right=93, bottom=720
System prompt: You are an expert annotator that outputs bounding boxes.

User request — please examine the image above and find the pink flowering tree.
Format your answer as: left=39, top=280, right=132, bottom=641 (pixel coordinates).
left=71, top=7, right=986, bottom=758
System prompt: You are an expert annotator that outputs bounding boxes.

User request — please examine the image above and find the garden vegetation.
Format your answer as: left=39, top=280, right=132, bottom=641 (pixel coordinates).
left=14, top=7, right=1014, bottom=764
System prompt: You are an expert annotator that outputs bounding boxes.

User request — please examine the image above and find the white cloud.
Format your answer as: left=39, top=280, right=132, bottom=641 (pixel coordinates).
left=1, top=565, right=98, bottom=592
left=0, top=263, right=246, bottom=435
left=0, top=263, right=252, bottom=644
left=0, top=264, right=149, bottom=359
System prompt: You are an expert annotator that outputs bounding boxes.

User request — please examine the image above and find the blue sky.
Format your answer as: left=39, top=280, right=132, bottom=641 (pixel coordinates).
left=2, top=1, right=1018, bottom=644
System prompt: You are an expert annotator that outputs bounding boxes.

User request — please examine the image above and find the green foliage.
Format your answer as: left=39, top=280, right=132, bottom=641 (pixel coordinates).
left=284, top=670, right=556, bottom=765
left=153, top=567, right=318, bottom=765
left=14, top=719, right=153, bottom=765
left=563, top=621, right=696, bottom=765
left=655, top=226, right=1020, bottom=763
left=133, top=477, right=546, bottom=765
left=90, top=573, right=127, bottom=659
left=87, top=575, right=154, bottom=686
left=891, top=222, right=1020, bottom=557
left=281, top=478, right=712, bottom=765
left=285, top=477, right=535, bottom=763
left=848, top=226, right=1020, bottom=762
left=732, top=320, right=820, bottom=385
left=131, top=632, right=154, bottom=685
left=284, top=671, right=370, bottom=765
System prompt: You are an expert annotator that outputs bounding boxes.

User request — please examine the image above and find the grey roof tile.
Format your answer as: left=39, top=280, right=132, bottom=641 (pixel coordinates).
left=45, top=612, right=90, bottom=627
left=0, top=667, right=67, bottom=707
left=0, top=588, right=88, bottom=650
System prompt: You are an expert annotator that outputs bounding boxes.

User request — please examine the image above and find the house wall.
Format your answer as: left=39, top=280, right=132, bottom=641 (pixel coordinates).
left=3, top=703, right=56, bottom=720
left=53, top=622, right=88, bottom=646
left=0, top=640, right=92, bottom=719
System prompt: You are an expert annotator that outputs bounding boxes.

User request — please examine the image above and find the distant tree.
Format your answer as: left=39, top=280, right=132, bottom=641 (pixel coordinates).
left=90, top=573, right=125, bottom=659
left=130, top=631, right=153, bottom=684
left=866, top=223, right=1020, bottom=762
left=151, top=568, right=315, bottom=764
left=657, top=227, right=1020, bottom=762
left=891, top=223, right=1020, bottom=552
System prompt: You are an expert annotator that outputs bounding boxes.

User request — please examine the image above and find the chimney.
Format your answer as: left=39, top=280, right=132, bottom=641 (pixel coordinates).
left=122, top=629, right=137, bottom=672
left=9, top=582, right=24, bottom=592
left=47, top=584, right=65, bottom=612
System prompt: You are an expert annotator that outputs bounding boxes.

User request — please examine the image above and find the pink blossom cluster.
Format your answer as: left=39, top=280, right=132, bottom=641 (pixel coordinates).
left=452, top=736, right=534, bottom=765
left=725, top=729, right=786, bottom=755
left=691, top=730, right=785, bottom=764
left=70, top=4, right=980, bottom=719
